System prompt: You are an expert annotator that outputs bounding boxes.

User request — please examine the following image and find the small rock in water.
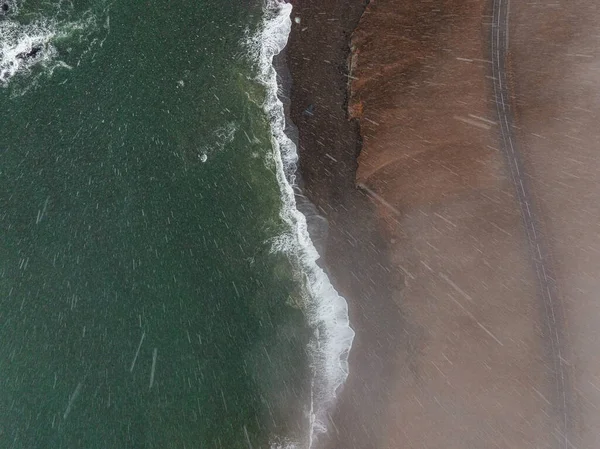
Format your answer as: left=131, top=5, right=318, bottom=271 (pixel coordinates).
left=294, top=17, right=301, bottom=24
left=199, top=153, right=208, bottom=163
left=17, top=46, right=42, bottom=60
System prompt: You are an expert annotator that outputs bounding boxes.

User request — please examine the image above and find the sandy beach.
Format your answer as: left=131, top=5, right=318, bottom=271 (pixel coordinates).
left=285, top=1, right=408, bottom=447
left=286, top=0, right=600, bottom=447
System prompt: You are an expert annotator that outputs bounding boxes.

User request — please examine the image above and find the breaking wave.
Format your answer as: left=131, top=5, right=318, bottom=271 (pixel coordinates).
left=0, top=1, right=109, bottom=89
left=249, top=1, right=355, bottom=447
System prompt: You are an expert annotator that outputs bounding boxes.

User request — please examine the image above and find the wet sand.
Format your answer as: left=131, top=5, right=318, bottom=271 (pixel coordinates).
left=286, top=0, right=600, bottom=447
left=285, top=1, right=410, bottom=448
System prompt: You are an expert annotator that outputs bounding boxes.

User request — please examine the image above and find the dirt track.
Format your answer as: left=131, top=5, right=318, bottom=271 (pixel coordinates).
left=491, top=0, right=571, bottom=444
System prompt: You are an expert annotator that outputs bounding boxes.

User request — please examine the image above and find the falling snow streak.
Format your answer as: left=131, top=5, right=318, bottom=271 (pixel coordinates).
left=149, top=348, right=157, bottom=389
left=63, top=382, right=83, bottom=420
left=130, top=332, right=145, bottom=373
left=491, top=0, right=572, bottom=446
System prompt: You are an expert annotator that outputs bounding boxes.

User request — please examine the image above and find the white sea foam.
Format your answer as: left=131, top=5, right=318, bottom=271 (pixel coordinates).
left=0, top=6, right=105, bottom=88
left=0, top=18, right=61, bottom=85
left=197, top=121, right=238, bottom=162
left=250, top=1, right=355, bottom=447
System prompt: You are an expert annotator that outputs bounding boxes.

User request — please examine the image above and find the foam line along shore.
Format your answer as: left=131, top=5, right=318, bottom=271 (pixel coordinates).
left=252, top=1, right=356, bottom=446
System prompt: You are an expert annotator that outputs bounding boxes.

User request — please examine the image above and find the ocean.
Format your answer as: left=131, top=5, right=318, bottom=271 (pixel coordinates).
left=0, top=0, right=353, bottom=448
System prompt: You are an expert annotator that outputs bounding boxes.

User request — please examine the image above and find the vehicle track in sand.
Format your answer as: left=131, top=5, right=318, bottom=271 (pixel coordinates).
left=490, top=0, right=572, bottom=446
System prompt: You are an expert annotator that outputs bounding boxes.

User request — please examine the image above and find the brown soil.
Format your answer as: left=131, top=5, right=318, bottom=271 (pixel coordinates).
left=286, top=0, right=600, bottom=447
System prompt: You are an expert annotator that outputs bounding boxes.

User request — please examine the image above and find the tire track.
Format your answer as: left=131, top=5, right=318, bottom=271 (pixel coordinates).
left=490, top=0, right=571, bottom=447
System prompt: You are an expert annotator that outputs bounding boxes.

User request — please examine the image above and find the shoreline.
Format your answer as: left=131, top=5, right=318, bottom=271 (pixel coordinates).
left=282, top=1, right=409, bottom=448
left=257, top=2, right=358, bottom=446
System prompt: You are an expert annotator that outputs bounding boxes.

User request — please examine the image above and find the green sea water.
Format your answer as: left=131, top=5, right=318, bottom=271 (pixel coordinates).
left=0, top=1, right=335, bottom=447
